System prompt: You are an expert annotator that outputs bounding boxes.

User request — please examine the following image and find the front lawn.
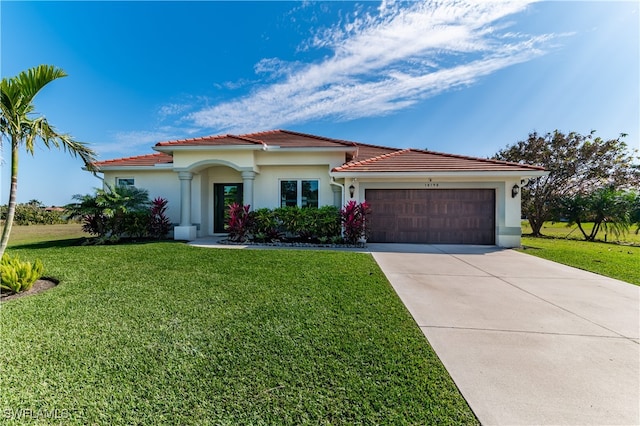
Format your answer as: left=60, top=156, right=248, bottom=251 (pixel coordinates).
left=3, top=223, right=86, bottom=246
left=1, top=236, right=477, bottom=424
left=519, top=237, right=640, bottom=286
left=522, top=221, right=640, bottom=245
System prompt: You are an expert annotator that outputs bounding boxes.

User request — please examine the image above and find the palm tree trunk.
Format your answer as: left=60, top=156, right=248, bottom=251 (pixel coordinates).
left=576, top=220, right=589, bottom=240
left=0, top=140, right=18, bottom=257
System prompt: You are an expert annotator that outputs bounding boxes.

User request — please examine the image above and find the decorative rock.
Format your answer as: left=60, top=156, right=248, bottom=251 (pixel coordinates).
left=218, top=239, right=366, bottom=249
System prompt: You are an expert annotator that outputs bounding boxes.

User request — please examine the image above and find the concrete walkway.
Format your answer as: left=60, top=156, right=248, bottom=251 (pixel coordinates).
left=370, top=244, right=639, bottom=426
left=190, top=238, right=639, bottom=424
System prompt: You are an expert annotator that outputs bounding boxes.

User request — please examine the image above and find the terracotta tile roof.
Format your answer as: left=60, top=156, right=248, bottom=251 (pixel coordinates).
left=241, top=129, right=357, bottom=148
left=332, top=149, right=546, bottom=173
left=94, top=130, right=546, bottom=174
left=93, top=153, right=173, bottom=168
left=154, top=129, right=363, bottom=149
left=348, top=143, right=400, bottom=162
left=155, top=134, right=265, bottom=147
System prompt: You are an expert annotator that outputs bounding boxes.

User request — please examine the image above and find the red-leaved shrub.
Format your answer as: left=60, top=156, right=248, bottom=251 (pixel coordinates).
left=227, top=203, right=253, bottom=242
left=340, top=201, right=371, bottom=244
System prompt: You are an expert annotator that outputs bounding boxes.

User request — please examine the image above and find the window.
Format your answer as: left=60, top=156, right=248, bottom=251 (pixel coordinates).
left=280, top=180, right=319, bottom=208
left=116, top=178, right=135, bottom=187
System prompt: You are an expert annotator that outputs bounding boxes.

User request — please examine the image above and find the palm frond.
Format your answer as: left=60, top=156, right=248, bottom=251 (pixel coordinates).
left=8, top=65, right=67, bottom=105
left=29, top=117, right=97, bottom=171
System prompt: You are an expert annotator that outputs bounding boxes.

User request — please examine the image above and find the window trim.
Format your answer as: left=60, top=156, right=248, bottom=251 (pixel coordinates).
left=116, top=177, right=135, bottom=187
left=279, top=178, right=319, bottom=208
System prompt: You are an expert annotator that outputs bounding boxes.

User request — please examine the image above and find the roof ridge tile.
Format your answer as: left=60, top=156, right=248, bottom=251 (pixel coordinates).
left=337, top=148, right=409, bottom=170
left=244, top=129, right=366, bottom=148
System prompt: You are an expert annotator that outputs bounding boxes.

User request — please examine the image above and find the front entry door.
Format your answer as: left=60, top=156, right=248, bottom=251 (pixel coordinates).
left=214, top=183, right=243, bottom=233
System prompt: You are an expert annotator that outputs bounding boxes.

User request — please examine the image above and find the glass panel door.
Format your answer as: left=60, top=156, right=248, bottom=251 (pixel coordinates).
left=214, top=183, right=243, bottom=233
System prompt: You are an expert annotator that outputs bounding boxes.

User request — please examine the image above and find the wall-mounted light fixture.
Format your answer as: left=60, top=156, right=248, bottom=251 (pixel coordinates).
left=511, top=184, right=520, bottom=198
left=349, top=184, right=355, bottom=198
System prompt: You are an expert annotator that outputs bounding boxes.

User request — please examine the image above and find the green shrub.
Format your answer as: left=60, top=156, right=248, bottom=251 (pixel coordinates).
left=251, top=208, right=283, bottom=242
left=0, top=254, right=44, bottom=293
left=66, top=185, right=171, bottom=243
left=240, top=205, right=341, bottom=242
left=273, top=206, right=302, bottom=237
left=122, top=211, right=151, bottom=239
left=269, top=206, right=341, bottom=240
left=314, top=205, right=341, bottom=239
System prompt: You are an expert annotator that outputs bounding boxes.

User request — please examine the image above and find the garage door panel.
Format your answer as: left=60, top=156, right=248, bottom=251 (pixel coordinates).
left=366, top=189, right=495, bottom=244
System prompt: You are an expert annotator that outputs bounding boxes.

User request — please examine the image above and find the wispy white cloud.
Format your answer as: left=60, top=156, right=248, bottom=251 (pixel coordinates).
left=93, top=129, right=183, bottom=156
left=189, top=0, right=557, bottom=134
left=157, top=103, right=191, bottom=120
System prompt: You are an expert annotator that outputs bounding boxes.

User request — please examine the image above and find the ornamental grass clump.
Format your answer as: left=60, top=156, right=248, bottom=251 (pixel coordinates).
left=0, top=254, right=44, bottom=293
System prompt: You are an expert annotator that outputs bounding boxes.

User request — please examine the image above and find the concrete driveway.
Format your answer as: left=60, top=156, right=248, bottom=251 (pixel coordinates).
left=370, top=244, right=639, bottom=425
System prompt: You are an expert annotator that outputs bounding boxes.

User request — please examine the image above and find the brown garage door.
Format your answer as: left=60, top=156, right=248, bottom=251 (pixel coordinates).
left=366, top=189, right=495, bottom=244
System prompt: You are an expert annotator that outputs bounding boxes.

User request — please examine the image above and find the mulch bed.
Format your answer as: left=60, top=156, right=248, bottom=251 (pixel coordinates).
left=1, top=278, right=58, bottom=302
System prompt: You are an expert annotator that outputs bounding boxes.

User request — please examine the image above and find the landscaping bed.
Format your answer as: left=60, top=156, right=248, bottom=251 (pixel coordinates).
left=217, top=238, right=366, bottom=249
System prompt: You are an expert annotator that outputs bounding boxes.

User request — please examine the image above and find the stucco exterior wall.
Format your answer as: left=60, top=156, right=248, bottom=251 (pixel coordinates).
left=501, top=178, right=524, bottom=247
left=103, top=170, right=181, bottom=225
left=252, top=165, right=335, bottom=210
left=255, top=151, right=346, bottom=169
left=172, top=150, right=257, bottom=170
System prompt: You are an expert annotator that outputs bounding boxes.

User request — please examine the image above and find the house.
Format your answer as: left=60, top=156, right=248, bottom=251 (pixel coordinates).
left=92, top=129, right=546, bottom=247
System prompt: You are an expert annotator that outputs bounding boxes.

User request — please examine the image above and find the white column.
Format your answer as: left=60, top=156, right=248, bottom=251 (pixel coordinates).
left=174, top=171, right=197, bottom=240
left=178, top=171, right=193, bottom=226
left=241, top=171, right=256, bottom=209
left=332, top=185, right=342, bottom=207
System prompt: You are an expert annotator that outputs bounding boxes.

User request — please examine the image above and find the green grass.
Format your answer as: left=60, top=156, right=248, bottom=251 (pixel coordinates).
left=519, top=221, right=640, bottom=285
left=0, top=227, right=477, bottom=425
left=522, top=221, right=640, bottom=244
left=4, top=223, right=86, bottom=247
left=520, top=237, right=640, bottom=286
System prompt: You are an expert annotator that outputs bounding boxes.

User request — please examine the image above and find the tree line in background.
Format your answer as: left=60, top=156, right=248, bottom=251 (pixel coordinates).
left=0, top=200, right=68, bottom=225
left=494, top=130, right=640, bottom=241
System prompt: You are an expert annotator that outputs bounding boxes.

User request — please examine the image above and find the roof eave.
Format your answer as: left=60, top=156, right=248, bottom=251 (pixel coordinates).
left=92, top=163, right=174, bottom=172
left=330, top=170, right=549, bottom=179
left=263, top=146, right=355, bottom=153
left=153, top=145, right=265, bottom=153
left=153, top=145, right=355, bottom=153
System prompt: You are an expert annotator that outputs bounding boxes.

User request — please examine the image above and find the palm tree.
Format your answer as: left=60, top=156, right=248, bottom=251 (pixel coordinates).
left=65, top=184, right=151, bottom=239
left=0, top=65, right=97, bottom=257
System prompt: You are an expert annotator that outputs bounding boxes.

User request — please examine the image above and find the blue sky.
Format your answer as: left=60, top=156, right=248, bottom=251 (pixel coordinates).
left=1, top=0, right=638, bottom=206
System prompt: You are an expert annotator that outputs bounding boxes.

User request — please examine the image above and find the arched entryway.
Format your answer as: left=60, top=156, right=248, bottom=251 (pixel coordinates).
left=175, top=159, right=258, bottom=239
